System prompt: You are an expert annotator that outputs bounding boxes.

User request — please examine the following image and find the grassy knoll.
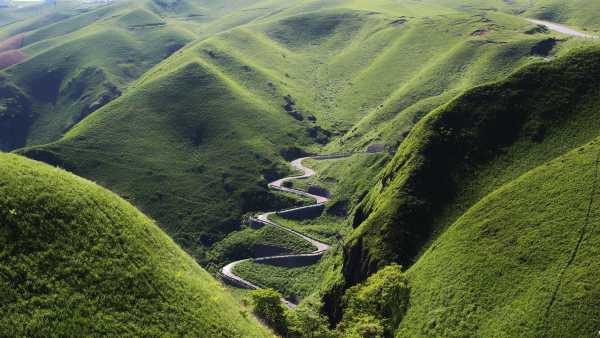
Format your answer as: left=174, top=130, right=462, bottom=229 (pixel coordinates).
left=0, top=153, right=270, bottom=337
left=328, top=45, right=600, bottom=335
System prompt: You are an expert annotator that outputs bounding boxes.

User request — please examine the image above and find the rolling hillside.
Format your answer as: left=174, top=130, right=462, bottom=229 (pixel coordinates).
left=2, top=1, right=600, bottom=336
left=0, top=153, right=270, bottom=337
left=330, top=45, right=600, bottom=336
left=14, top=0, right=584, bottom=267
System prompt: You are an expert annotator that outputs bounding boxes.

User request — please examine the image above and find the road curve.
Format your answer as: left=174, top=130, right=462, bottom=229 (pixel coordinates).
left=220, top=154, right=351, bottom=307
left=526, top=18, right=598, bottom=39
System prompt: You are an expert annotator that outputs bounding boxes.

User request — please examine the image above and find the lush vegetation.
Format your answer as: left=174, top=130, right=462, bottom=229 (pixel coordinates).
left=245, top=265, right=409, bottom=338
left=7, top=0, right=583, bottom=269
left=247, top=289, right=289, bottom=335
left=333, top=45, right=600, bottom=336
left=337, top=265, right=409, bottom=338
left=0, top=153, right=269, bottom=336
left=2, top=1, right=600, bottom=336
left=206, top=223, right=316, bottom=272
left=234, top=261, right=321, bottom=302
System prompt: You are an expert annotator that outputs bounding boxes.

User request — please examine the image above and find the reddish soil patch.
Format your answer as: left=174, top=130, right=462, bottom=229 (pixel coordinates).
left=0, top=33, right=26, bottom=53
left=471, top=29, right=491, bottom=36
left=0, top=50, right=26, bottom=70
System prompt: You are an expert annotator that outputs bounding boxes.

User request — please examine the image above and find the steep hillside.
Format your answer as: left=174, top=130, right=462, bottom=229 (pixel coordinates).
left=0, top=153, right=270, bottom=337
left=16, top=0, right=583, bottom=268
left=19, top=47, right=311, bottom=261
left=399, top=132, right=600, bottom=337
left=329, top=46, right=600, bottom=334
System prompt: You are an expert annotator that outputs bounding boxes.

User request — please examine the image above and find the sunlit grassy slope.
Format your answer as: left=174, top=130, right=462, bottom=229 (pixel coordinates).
left=17, top=0, right=590, bottom=267
left=523, top=0, right=600, bottom=31
left=0, top=0, right=197, bottom=150
left=0, top=0, right=310, bottom=151
left=400, top=133, right=600, bottom=337
left=0, top=153, right=270, bottom=337
left=334, top=45, right=600, bottom=336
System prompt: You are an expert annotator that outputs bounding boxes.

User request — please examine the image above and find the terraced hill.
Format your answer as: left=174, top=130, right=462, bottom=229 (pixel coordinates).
left=0, top=153, right=270, bottom=337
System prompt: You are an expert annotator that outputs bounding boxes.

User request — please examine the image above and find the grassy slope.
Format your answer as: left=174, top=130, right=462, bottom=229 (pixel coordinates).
left=15, top=0, right=580, bottom=269
left=0, top=0, right=300, bottom=151
left=399, top=133, right=600, bottom=337
left=234, top=260, right=322, bottom=301
left=0, top=153, right=270, bottom=337
left=20, top=46, right=310, bottom=262
left=0, top=0, right=196, bottom=150
left=206, top=223, right=316, bottom=271
left=333, top=46, right=600, bottom=335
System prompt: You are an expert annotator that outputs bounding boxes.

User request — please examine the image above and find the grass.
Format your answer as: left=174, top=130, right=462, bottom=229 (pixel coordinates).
left=269, top=214, right=347, bottom=244
left=234, top=261, right=321, bottom=302
left=206, top=224, right=316, bottom=272
left=2, top=2, right=600, bottom=333
left=7, top=0, right=592, bottom=295
left=0, top=153, right=270, bottom=337
left=331, top=45, right=600, bottom=335
left=400, top=136, right=600, bottom=337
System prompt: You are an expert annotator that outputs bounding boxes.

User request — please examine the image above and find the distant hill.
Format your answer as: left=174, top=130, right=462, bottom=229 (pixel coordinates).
left=0, top=153, right=270, bottom=336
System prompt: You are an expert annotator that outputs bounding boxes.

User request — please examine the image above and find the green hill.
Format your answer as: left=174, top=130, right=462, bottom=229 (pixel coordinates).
left=2, top=2, right=600, bottom=335
left=0, top=153, right=270, bottom=337
left=15, top=0, right=580, bottom=268
left=331, top=45, right=600, bottom=336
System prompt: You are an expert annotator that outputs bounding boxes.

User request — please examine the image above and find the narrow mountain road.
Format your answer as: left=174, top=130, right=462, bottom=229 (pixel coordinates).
left=526, top=18, right=598, bottom=39
left=220, top=154, right=351, bottom=307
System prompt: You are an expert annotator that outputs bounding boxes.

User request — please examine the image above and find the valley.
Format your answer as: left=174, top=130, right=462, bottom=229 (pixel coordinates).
left=1, top=0, right=600, bottom=337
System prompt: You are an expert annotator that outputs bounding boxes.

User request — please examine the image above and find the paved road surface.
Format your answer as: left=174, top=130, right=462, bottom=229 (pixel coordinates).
left=527, top=18, right=598, bottom=39
left=220, top=154, right=350, bottom=307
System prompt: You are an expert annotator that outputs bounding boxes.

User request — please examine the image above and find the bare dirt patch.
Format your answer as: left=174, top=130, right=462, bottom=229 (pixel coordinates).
left=0, top=50, right=26, bottom=70
left=0, top=33, right=26, bottom=53
left=471, top=29, right=491, bottom=36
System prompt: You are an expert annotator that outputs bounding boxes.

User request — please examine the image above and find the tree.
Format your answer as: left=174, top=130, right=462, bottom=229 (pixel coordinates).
left=286, top=301, right=335, bottom=338
left=248, top=288, right=288, bottom=335
left=337, top=264, right=410, bottom=337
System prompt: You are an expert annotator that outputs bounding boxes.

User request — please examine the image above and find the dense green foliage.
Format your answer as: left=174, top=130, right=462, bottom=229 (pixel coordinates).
left=248, top=288, right=288, bottom=335
left=2, top=1, right=600, bottom=336
left=334, top=45, right=600, bottom=336
left=0, top=153, right=269, bottom=337
left=337, top=265, right=409, bottom=338
left=9, top=0, right=582, bottom=268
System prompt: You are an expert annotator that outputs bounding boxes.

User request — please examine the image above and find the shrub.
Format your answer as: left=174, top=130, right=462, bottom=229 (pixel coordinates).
left=248, top=288, right=288, bottom=334
left=286, top=298, right=335, bottom=338
left=339, top=314, right=384, bottom=338
left=337, top=264, right=410, bottom=337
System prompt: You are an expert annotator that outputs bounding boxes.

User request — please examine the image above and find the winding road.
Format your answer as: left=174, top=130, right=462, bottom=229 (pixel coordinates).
left=220, top=154, right=351, bottom=307
left=526, top=18, right=598, bottom=39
